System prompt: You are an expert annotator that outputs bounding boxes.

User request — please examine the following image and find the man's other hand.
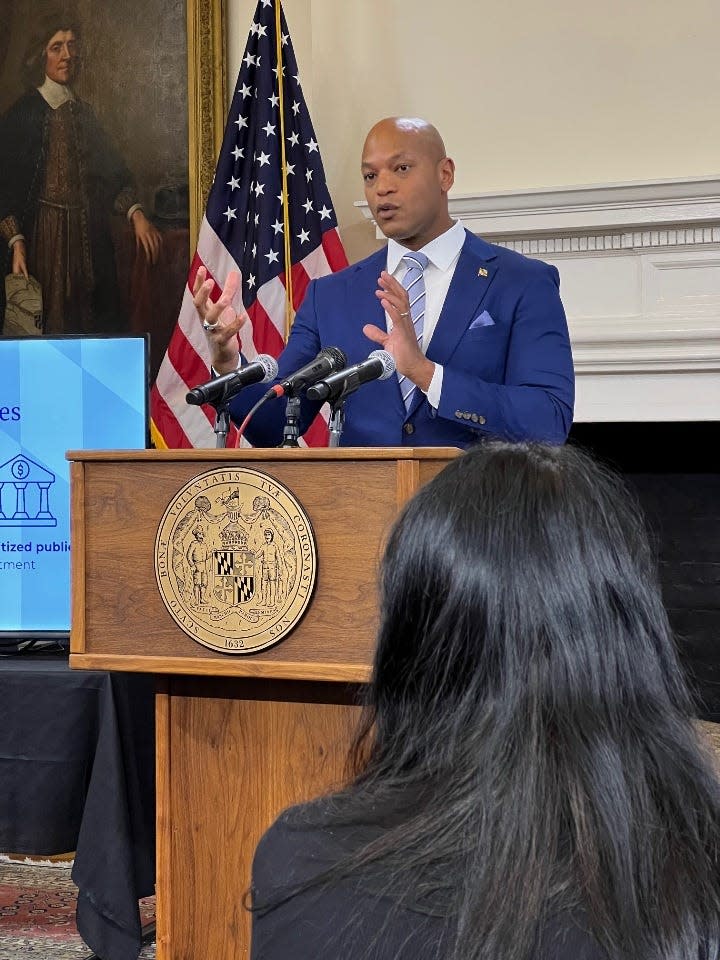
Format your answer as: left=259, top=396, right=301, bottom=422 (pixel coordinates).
left=192, top=267, right=251, bottom=375
left=364, top=270, right=434, bottom=392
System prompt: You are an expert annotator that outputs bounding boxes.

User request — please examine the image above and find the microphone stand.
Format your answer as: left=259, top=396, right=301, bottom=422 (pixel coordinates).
left=212, top=403, right=232, bottom=449
left=279, top=396, right=301, bottom=447
left=327, top=399, right=346, bottom=448
left=325, top=375, right=361, bottom=447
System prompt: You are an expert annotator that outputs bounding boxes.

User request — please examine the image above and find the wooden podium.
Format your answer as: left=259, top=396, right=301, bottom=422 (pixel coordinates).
left=68, top=447, right=458, bottom=959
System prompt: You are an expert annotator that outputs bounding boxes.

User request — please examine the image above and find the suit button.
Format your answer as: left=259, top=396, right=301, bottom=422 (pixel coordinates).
left=403, top=423, right=415, bottom=435
left=463, top=412, right=471, bottom=420
left=454, top=409, right=462, bottom=419
left=471, top=413, right=478, bottom=423
left=478, top=416, right=486, bottom=425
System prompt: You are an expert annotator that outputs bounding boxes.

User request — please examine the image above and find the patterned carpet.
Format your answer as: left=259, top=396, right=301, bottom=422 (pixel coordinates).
left=0, top=857, right=156, bottom=959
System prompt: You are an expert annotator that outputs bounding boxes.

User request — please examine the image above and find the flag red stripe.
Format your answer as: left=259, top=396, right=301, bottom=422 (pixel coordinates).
left=166, top=322, right=213, bottom=408
left=290, top=263, right=311, bottom=312
left=150, top=385, right=193, bottom=448
left=247, top=298, right=286, bottom=356
left=322, top=228, right=350, bottom=271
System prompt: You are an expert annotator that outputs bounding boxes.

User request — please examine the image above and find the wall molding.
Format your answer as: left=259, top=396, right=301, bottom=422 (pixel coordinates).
left=355, top=175, right=720, bottom=238
left=494, top=228, right=720, bottom=256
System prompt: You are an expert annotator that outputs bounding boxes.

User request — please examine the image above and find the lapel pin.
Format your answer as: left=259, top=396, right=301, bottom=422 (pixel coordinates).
left=477, top=267, right=488, bottom=278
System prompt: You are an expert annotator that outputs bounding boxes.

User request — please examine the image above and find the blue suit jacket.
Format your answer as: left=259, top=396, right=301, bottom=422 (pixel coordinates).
left=232, top=230, right=574, bottom=447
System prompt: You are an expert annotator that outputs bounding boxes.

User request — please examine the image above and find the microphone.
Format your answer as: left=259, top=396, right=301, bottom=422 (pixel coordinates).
left=275, top=347, right=348, bottom=398
left=185, top=354, right=279, bottom=406
left=306, top=350, right=396, bottom=403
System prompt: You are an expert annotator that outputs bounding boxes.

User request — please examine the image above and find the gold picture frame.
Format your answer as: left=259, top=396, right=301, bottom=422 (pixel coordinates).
left=187, top=0, right=227, bottom=249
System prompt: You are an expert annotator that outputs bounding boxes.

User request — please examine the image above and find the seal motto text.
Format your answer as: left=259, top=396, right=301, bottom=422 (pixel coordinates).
left=155, top=468, right=317, bottom=653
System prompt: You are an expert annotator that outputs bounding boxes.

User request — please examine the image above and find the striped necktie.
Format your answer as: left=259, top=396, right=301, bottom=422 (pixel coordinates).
left=397, top=251, right=429, bottom=412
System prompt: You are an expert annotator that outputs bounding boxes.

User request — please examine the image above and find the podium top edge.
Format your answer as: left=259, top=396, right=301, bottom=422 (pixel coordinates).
left=66, top=447, right=463, bottom=462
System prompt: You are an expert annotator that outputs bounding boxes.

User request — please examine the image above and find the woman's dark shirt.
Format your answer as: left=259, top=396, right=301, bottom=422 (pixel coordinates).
left=251, top=799, right=608, bottom=960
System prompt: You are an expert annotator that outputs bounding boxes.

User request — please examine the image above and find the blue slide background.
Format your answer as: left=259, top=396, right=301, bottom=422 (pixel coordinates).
left=0, top=337, right=147, bottom=633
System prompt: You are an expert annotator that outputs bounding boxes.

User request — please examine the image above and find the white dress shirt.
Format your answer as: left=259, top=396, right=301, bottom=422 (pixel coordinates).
left=386, top=218, right=465, bottom=409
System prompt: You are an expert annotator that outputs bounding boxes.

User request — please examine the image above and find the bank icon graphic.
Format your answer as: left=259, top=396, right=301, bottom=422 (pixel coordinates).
left=0, top=455, right=58, bottom=528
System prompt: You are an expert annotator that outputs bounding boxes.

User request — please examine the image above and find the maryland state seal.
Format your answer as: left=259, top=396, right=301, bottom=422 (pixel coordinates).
left=155, top=468, right=318, bottom=653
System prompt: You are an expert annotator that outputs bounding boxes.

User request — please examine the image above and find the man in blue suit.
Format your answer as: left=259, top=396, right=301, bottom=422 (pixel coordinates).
left=193, top=117, right=574, bottom=447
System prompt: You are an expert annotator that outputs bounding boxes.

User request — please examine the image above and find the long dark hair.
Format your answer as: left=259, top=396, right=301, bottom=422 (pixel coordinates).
left=295, top=443, right=720, bottom=959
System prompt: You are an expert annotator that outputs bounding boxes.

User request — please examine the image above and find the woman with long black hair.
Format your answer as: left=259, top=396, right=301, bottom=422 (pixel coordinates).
left=251, top=442, right=720, bottom=960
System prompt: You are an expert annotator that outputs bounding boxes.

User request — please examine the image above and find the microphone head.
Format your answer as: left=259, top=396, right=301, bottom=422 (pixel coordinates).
left=321, top=346, right=348, bottom=371
left=256, top=354, right=279, bottom=382
left=368, top=349, right=395, bottom=379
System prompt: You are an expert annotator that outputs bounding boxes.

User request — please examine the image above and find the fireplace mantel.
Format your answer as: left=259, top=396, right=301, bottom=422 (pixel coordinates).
left=355, top=177, right=720, bottom=422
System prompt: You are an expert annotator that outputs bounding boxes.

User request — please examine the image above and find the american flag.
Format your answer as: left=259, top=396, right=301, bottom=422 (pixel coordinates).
left=150, top=0, right=348, bottom=448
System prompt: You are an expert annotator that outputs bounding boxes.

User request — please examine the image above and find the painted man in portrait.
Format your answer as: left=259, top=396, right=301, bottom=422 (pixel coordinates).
left=0, top=11, right=161, bottom=334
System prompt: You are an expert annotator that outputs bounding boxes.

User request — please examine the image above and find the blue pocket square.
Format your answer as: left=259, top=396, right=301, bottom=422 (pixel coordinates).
left=469, top=310, right=494, bottom=330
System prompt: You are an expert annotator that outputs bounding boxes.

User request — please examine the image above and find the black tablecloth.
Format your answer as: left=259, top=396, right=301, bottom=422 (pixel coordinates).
left=0, top=654, right=155, bottom=960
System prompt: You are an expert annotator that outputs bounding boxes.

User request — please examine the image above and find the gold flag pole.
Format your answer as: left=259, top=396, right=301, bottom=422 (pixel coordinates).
left=275, top=0, right=294, bottom=341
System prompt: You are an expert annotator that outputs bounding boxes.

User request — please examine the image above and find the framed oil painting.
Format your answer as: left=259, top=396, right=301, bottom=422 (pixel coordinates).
left=0, top=0, right=225, bottom=381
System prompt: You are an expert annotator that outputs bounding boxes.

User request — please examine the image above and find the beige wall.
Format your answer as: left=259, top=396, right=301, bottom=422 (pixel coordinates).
left=227, top=0, right=720, bottom=263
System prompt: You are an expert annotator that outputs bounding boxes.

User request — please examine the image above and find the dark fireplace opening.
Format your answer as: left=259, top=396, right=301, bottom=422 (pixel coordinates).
left=569, top=422, right=720, bottom=721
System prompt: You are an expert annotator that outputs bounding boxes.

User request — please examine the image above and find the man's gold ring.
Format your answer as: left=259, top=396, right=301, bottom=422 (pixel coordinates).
left=399, top=311, right=410, bottom=318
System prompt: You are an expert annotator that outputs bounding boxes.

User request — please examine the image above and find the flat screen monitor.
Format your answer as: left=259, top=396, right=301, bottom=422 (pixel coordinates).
left=0, top=335, right=149, bottom=647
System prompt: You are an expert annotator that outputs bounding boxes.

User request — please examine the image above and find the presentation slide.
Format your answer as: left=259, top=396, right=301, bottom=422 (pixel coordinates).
left=0, top=336, right=148, bottom=635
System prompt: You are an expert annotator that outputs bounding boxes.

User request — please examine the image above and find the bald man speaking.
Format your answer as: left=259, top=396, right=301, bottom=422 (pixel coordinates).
left=193, top=117, right=574, bottom=447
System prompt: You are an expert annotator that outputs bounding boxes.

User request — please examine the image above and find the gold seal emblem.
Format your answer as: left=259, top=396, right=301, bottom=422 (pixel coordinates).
left=155, top=468, right=317, bottom=654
